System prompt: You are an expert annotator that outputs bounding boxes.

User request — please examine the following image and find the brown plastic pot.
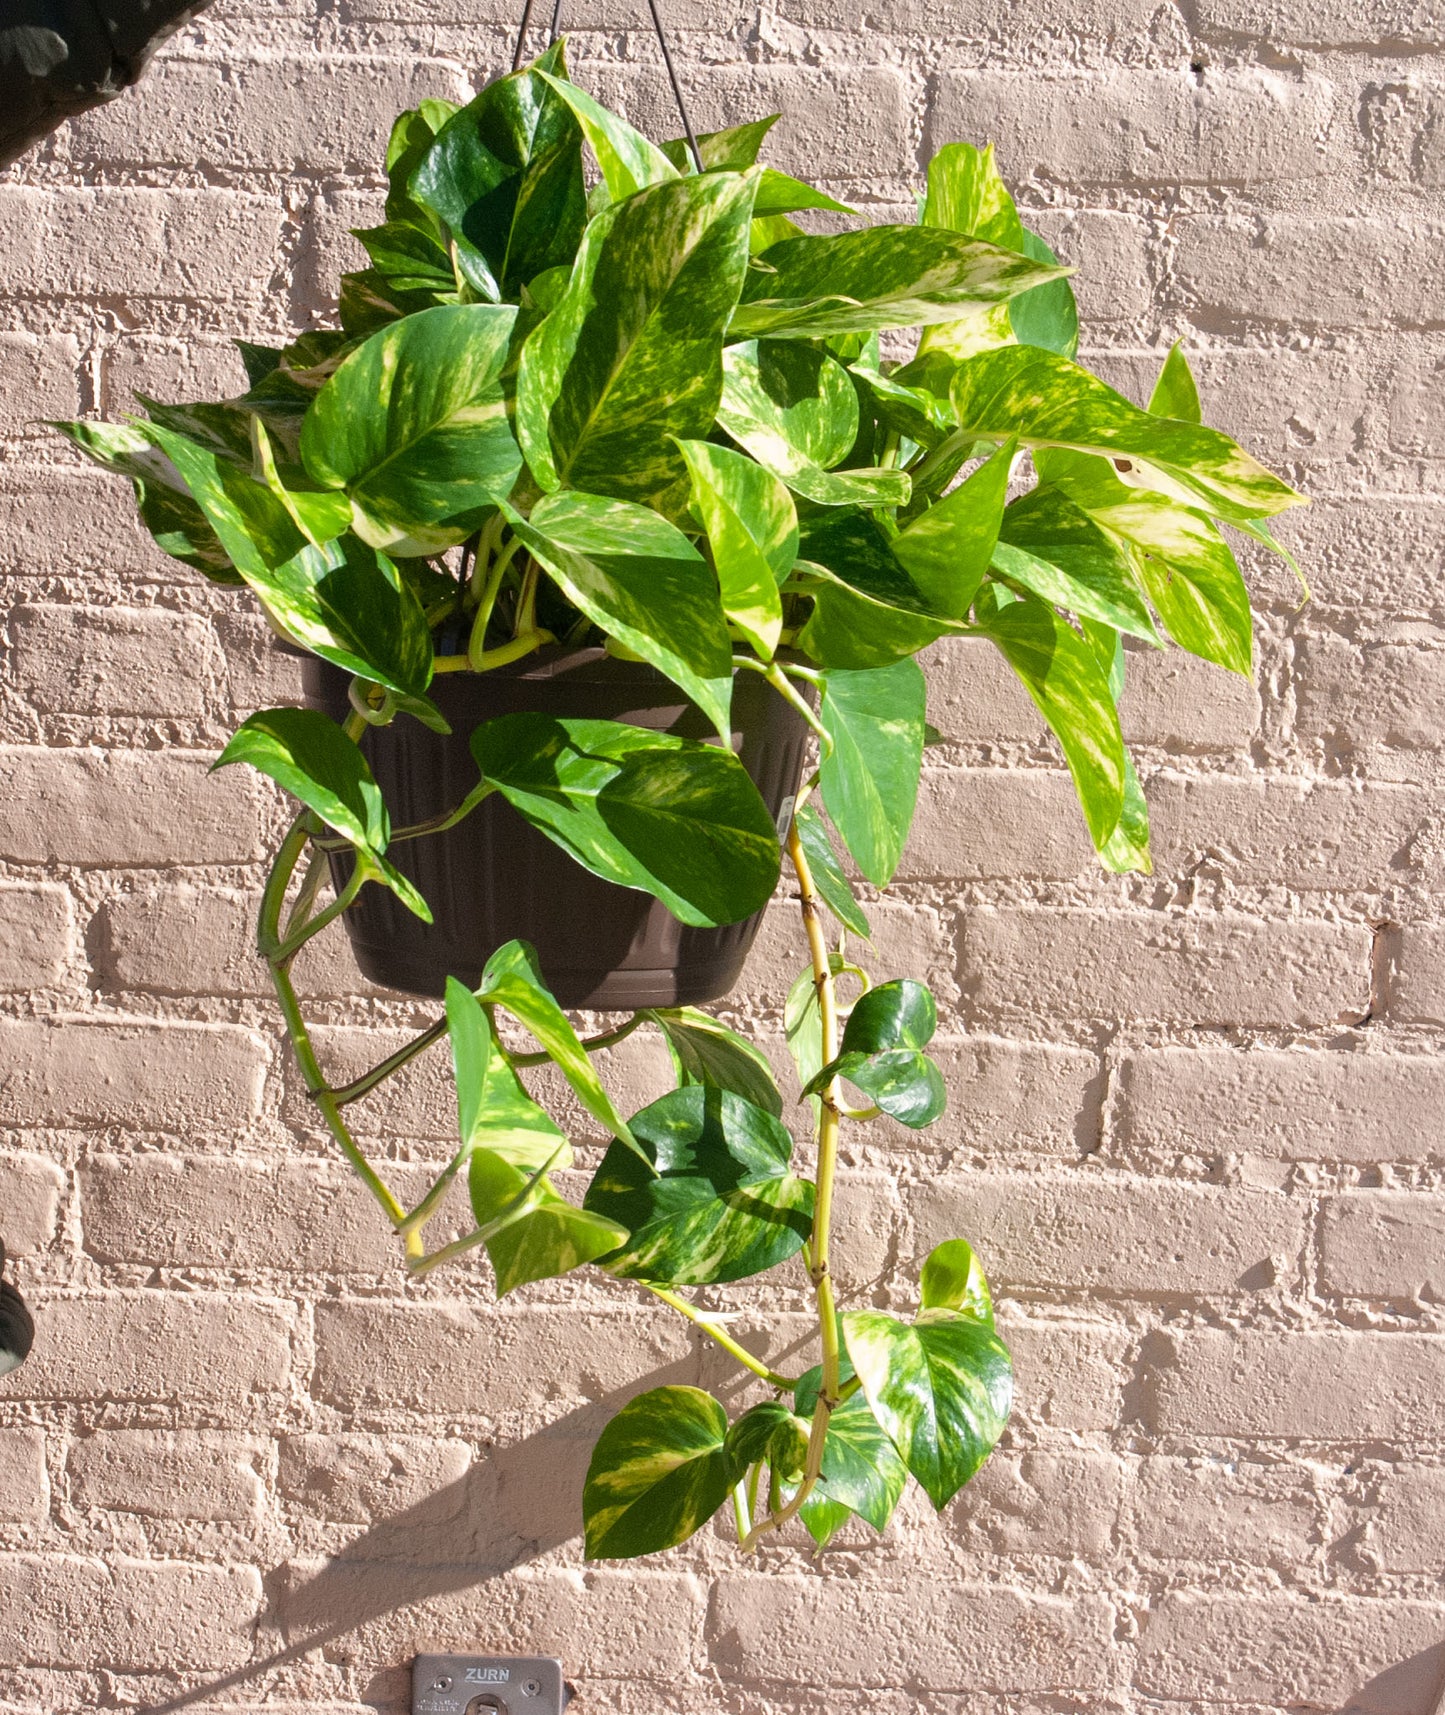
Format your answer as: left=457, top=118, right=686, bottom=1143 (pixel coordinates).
left=300, top=649, right=811, bottom=1010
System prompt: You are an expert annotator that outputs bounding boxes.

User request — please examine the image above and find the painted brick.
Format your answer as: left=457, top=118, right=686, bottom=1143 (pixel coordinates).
left=1134, top=1593, right=1445, bottom=1705
left=0, top=1019, right=267, bottom=1129
left=1148, top=1328, right=1445, bottom=1440
left=1363, top=78, right=1445, bottom=185
left=959, top=906, right=1370, bottom=1028
left=0, top=883, right=71, bottom=991
left=911, top=1172, right=1306, bottom=1295
left=733, top=895, right=959, bottom=1013
left=0, top=468, right=175, bottom=583
left=66, top=1431, right=265, bottom=1521
left=930, top=1035, right=1101, bottom=1157
left=216, top=609, right=309, bottom=714
left=1118, top=645, right=1261, bottom=749
left=901, top=769, right=1093, bottom=882
left=930, top=68, right=1339, bottom=184
left=1320, top=1190, right=1445, bottom=1298
left=1174, top=215, right=1443, bottom=330
left=312, top=1302, right=695, bottom=1417
left=280, top=1566, right=704, bottom=1678
left=1295, top=630, right=1445, bottom=751
left=77, top=1154, right=415, bottom=1273
left=1228, top=494, right=1445, bottom=612
left=0, top=187, right=284, bottom=304
left=1192, top=0, right=1445, bottom=46
left=1391, top=922, right=1445, bottom=1023
left=8, top=1293, right=291, bottom=1405
left=0, top=1554, right=260, bottom=1670
left=1350, top=1463, right=1445, bottom=1572
left=1001, top=1317, right=1128, bottom=1431
left=1127, top=1455, right=1320, bottom=1567
left=66, top=55, right=470, bottom=172
left=0, top=1429, right=48, bottom=1525
left=1389, top=344, right=1445, bottom=457
left=778, top=0, right=1162, bottom=39
left=0, top=1152, right=65, bottom=1255
left=7, top=604, right=222, bottom=717
left=1026, top=209, right=1154, bottom=326
left=1117, top=1045, right=1445, bottom=1164
left=97, top=881, right=364, bottom=998
left=953, top=1448, right=1124, bottom=1559
left=1146, top=772, right=1435, bottom=887
left=102, top=334, right=247, bottom=416
left=0, top=335, right=81, bottom=434
left=276, top=1433, right=472, bottom=1524
left=0, top=748, right=270, bottom=867
left=708, top=1579, right=1116, bottom=1692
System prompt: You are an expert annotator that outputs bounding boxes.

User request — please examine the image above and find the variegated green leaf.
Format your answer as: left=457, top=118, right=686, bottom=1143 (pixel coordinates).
left=535, top=70, right=680, bottom=203
left=794, top=800, right=871, bottom=940
left=718, top=339, right=906, bottom=507
left=516, top=171, right=756, bottom=518
left=644, top=1006, right=785, bottom=1118
left=977, top=593, right=1127, bottom=849
left=731, top=224, right=1064, bottom=340
left=919, top=1237, right=994, bottom=1325
left=793, top=513, right=950, bottom=667
left=725, top=1399, right=811, bottom=1479
left=1009, top=228, right=1080, bottom=359
left=1099, top=749, right=1153, bottom=875
left=51, top=419, right=236, bottom=583
left=446, top=977, right=572, bottom=1172
left=476, top=939, right=639, bottom=1159
left=922, top=141, right=1024, bottom=249
left=951, top=346, right=1303, bottom=524
left=1034, top=448, right=1252, bottom=675
left=469, top=1145, right=628, bottom=1296
left=995, top=484, right=1163, bottom=645
left=470, top=714, right=782, bottom=929
left=410, top=45, right=585, bottom=300
left=583, top=1085, right=814, bottom=1285
left=660, top=115, right=777, bottom=172
left=795, top=1365, right=908, bottom=1533
left=584, top=1385, right=733, bottom=1559
left=893, top=441, right=1012, bottom=618
left=214, top=706, right=386, bottom=852
left=843, top=1307, right=1012, bottom=1510
left=1149, top=338, right=1202, bottom=422
left=818, top=659, right=927, bottom=887
left=504, top=491, right=734, bottom=737
left=301, top=303, right=522, bottom=556
left=675, top=438, right=792, bottom=658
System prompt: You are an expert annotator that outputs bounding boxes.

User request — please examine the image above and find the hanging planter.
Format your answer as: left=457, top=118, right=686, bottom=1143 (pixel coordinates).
left=301, top=647, right=812, bottom=1007
left=55, top=20, right=1306, bottom=1564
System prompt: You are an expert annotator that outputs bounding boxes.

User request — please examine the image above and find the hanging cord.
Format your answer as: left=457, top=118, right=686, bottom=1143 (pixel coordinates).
left=513, top=0, right=704, bottom=174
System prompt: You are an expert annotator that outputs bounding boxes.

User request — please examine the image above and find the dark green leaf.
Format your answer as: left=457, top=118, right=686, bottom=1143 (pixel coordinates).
left=141, top=419, right=307, bottom=575
left=840, top=976, right=937, bottom=1053
left=645, top=1007, right=784, bottom=1118
left=794, top=558, right=945, bottom=669
left=919, top=1237, right=994, bottom=1325
left=536, top=70, right=680, bottom=203
left=812, top=1047, right=946, bottom=1127
left=843, top=1307, right=1012, bottom=1510
left=584, top=1085, right=813, bottom=1285
left=516, top=171, right=756, bottom=518
left=1009, top=229, right=1080, bottom=359
left=794, top=1369, right=907, bottom=1534
left=726, top=1400, right=810, bottom=1479
left=584, top=1385, right=733, bottom=1558
left=338, top=266, right=458, bottom=338
left=505, top=491, right=734, bottom=738
left=301, top=303, right=522, bottom=556
left=732, top=225, right=1064, bottom=340
left=470, top=714, right=781, bottom=929
left=794, top=800, right=871, bottom=939
left=818, top=659, right=927, bottom=886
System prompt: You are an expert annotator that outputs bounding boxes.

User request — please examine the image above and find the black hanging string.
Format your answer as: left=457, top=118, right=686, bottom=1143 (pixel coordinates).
left=511, top=0, right=704, bottom=175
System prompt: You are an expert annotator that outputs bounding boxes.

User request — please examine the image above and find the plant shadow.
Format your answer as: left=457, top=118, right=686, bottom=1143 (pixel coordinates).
left=139, top=1359, right=699, bottom=1715
left=1335, top=1640, right=1445, bottom=1715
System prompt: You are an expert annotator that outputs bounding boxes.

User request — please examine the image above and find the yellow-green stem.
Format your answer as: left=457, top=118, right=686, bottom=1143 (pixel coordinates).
left=644, top=1284, right=799, bottom=1391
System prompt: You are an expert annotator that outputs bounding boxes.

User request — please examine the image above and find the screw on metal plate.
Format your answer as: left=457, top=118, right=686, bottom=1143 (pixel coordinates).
left=413, top=1655, right=567, bottom=1715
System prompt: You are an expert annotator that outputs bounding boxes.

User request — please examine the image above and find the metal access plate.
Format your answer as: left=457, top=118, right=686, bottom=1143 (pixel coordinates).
left=413, top=1654, right=566, bottom=1715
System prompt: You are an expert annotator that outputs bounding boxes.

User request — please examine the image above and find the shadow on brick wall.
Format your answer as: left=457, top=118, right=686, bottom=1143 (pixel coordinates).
left=1339, top=1642, right=1445, bottom=1715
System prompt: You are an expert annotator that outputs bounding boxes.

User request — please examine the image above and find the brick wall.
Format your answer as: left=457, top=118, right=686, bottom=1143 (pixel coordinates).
left=1, top=1, right=1442, bottom=1709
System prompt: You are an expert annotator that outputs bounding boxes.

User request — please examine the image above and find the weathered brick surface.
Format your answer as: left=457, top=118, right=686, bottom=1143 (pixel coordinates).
left=0, top=6, right=1438, bottom=1710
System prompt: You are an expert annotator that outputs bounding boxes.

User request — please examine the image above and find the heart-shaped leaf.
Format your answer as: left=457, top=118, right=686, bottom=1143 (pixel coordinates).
left=535, top=69, right=680, bottom=203
left=584, top=1385, right=733, bottom=1559
left=995, top=483, right=1162, bottom=645
left=795, top=1365, right=908, bottom=1534
left=470, top=713, right=781, bottom=929
left=842, top=1307, right=1012, bottom=1510
left=919, top=1237, right=995, bottom=1326
left=644, top=1007, right=784, bottom=1118
left=301, top=303, right=522, bottom=556
left=806, top=977, right=945, bottom=1127
left=583, top=1085, right=814, bottom=1285
left=214, top=707, right=386, bottom=852
left=468, top=1145, right=628, bottom=1296
left=675, top=438, right=794, bottom=659
left=726, top=1399, right=811, bottom=1479
left=892, top=441, right=1012, bottom=618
